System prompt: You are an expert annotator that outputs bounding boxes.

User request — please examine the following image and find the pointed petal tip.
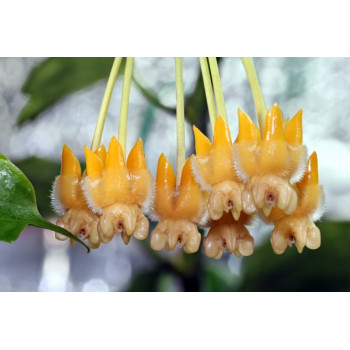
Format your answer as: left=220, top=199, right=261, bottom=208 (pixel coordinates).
left=300, top=151, right=319, bottom=186
left=285, top=109, right=303, bottom=145
left=61, top=144, right=81, bottom=177
left=127, top=138, right=146, bottom=170
left=263, top=104, right=284, bottom=141
left=213, top=116, right=232, bottom=147
left=106, top=136, right=125, bottom=170
left=156, top=153, right=176, bottom=188
left=84, top=145, right=103, bottom=178
left=237, top=109, right=260, bottom=143
left=308, top=151, right=319, bottom=184
left=180, top=156, right=195, bottom=186
left=94, top=144, right=107, bottom=164
left=193, top=125, right=212, bottom=156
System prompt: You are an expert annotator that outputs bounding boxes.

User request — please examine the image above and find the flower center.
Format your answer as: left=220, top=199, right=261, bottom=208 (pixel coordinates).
left=265, top=191, right=277, bottom=206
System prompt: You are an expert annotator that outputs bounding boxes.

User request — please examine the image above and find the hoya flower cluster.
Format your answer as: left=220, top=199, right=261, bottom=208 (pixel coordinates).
left=51, top=103, right=324, bottom=259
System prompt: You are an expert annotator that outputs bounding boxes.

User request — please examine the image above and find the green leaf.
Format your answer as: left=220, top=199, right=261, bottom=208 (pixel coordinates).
left=0, top=152, right=90, bottom=252
left=132, top=77, right=176, bottom=114
left=17, top=57, right=119, bottom=125
left=14, top=157, right=61, bottom=216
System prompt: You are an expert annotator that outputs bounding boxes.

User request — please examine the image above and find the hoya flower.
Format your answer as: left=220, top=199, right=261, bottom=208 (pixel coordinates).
left=150, top=154, right=208, bottom=253
left=234, top=104, right=306, bottom=217
left=81, top=136, right=153, bottom=245
left=269, top=152, right=324, bottom=254
left=192, top=117, right=245, bottom=222
left=51, top=145, right=101, bottom=249
left=203, top=213, right=254, bottom=259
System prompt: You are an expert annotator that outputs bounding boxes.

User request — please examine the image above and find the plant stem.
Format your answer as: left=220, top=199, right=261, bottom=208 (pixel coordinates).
left=91, top=57, right=123, bottom=152
left=118, top=57, right=134, bottom=157
left=175, top=57, right=185, bottom=186
left=240, top=57, right=267, bottom=134
left=199, top=57, right=217, bottom=133
left=208, top=57, right=227, bottom=123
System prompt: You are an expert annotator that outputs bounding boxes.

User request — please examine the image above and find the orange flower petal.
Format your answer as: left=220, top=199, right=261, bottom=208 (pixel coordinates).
left=176, top=156, right=203, bottom=220
left=127, top=138, right=147, bottom=170
left=285, top=109, right=303, bottom=146
left=154, top=153, right=176, bottom=218
left=105, top=136, right=125, bottom=170
left=236, top=109, right=261, bottom=144
left=84, top=146, right=103, bottom=178
left=193, top=125, right=212, bottom=157
left=213, top=117, right=232, bottom=148
left=260, top=104, right=288, bottom=175
left=61, top=144, right=81, bottom=178
left=95, top=145, right=107, bottom=165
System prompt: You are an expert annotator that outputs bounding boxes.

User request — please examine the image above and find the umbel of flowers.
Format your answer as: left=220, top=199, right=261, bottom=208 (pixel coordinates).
left=52, top=137, right=153, bottom=248
left=51, top=57, right=324, bottom=259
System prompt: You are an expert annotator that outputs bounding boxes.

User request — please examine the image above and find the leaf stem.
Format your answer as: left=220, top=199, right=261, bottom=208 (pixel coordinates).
left=118, top=57, right=134, bottom=157
left=175, top=57, right=185, bottom=186
left=91, top=57, right=123, bottom=151
left=208, top=57, right=227, bottom=123
left=199, top=57, right=217, bottom=133
left=32, top=217, right=90, bottom=253
left=240, top=57, right=267, bottom=134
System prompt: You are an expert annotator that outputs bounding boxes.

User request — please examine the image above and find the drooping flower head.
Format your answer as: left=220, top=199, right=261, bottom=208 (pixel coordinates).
left=51, top=145, right=101, bottom=248
left=82, top=136, right=153, bottom=245
left=192, top=117, right=245, bottom=222
left=150, top=154, right=208, bottom=254
left=234, top=104, right=306, bottom=218
left=203, top=212, right=254, bottom=259
left=191, top=117, right=255, bottom=259
left=270, top=152, right=324, bottom=254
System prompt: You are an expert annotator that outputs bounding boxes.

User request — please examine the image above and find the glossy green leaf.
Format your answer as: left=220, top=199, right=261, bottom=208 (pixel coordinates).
left=17, top=57, right=119, bottom=125
left=14, top=157, right=61, bottom=216
left=0, top=152, right=90, bottom=252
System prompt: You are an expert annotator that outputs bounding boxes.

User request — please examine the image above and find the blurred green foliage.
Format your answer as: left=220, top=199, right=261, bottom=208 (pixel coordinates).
left=239, top=221, right=350, bottom=291
left=127, top=221, right=350, bottom=292
left=18, top=58, right=117, bottom=125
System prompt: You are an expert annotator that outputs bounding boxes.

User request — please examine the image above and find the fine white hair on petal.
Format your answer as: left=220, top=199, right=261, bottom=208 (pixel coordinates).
left=311, top=186, right=326, bottom=222
left=290, top=145, right=308, bottom=184
left=80, top=177, right=103, bottom=215
left=189, top=158, right=210, bottom=227
left=190, top=157, right=212, bottom=192
left=50, top=176, right=66, bottom=216
left=148, top=207, right=160, bottom=223
left=142, top=178, right=155, bottom=216
left=147, top=180, right=161, bottom=223
left=232, top=144, right=250, bottom=183
left=196, top=209, right=209, bottom=227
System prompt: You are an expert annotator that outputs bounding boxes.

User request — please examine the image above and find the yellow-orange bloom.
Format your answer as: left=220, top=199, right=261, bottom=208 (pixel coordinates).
left=150, top=154, right=208, bottom=253
left=269, top=152, right=324, bottom=254
left=203, top=213, right=254, bottom=259
left=51, top=145, right=100, bottom=249
left=192, top=117, right=244, bottom=222
left=234, top=104, right=306, bottom=217
left=81, top=137, right=153, bottom=245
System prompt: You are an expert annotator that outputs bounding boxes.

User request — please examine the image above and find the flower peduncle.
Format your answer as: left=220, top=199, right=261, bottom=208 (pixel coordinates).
left=240, top=57, right=267, bottom=135
left=199, top=57, right=217, bottom=133
left=208, top=57, right=228, bottom=124
left=175, top=57, right=185, bottom=186
left=91, top=57, right=123, bottom=152
left=118, top=57, right=134, bottom=158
